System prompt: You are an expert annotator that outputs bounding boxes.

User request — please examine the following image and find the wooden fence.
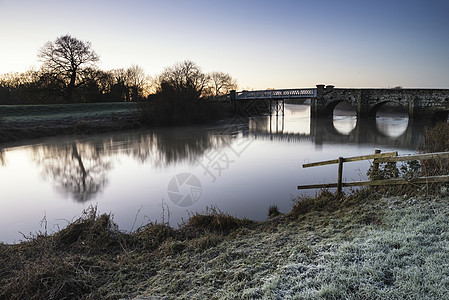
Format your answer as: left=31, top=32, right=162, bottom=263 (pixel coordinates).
left=297, top=150, right=449, bottom=193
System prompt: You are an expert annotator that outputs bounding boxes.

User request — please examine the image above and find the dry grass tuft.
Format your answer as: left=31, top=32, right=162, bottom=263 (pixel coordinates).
left=267, top=205, right=281, bottom=218
left=54, top=206, right=123, bottom=254
left=184, top=207, right=254, bottom=235
left=189, top=232, right=224, bottom=251
left=129, top=222, right=176, bottom=252
left=290, top=189, right=342, bottom=217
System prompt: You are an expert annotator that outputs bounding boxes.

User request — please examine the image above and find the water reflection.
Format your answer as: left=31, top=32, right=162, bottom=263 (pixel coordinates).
left=376, top=116, right=409, bottom=137
left=0, top=147, right=5, bottom=166
left=29, top=106, right=428, bottom=203
left=31, top=128, right=232, bottom=201
left=333, top=102, right=357, bottom=135
left=247, top=104, right=426, bottom=147
left=375, top=102, right=409, bottom=137
left=0, top=103, right=433, bottom=243
left=333, top=116, right=357, bottom=135
left=34, top=143, right=112, bottom=202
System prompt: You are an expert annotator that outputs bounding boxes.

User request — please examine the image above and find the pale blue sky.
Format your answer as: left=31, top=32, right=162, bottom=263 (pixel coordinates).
left=1, top=0, right=448, bottom=89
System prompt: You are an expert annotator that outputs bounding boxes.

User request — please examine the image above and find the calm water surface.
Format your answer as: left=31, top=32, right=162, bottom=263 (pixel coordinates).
left=0, top=104, right=425, bottom=243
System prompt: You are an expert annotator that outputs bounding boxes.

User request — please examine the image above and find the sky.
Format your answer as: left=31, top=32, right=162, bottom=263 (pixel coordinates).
left=1, top=0, right=448, bottom=89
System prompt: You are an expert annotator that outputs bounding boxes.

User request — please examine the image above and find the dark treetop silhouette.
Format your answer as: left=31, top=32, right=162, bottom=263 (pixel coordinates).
left=38, top=34, right=99, bottom=103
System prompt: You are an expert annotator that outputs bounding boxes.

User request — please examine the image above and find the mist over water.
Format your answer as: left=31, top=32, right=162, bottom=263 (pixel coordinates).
left=0, top=104, right=426, bottom=243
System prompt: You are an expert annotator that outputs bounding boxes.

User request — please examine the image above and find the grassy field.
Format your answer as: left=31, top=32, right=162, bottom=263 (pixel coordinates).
left=1, top=188, right=449, bottom=299
left=0, top=102, right=139, bottom=124
left=0, top=102, right=141, bottom=143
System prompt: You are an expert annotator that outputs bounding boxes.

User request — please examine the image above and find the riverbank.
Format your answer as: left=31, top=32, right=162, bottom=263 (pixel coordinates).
left=1, top=189, right=449, bottom=299
left=0, top=101, right=232, bottom=144
left=0, top=103, right=142, bottom=143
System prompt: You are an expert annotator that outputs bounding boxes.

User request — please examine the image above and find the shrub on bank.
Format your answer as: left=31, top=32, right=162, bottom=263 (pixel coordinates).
left=420, top=122, right=449, bottom=176
left=138, top=83, right=228, bottom=126
left=365, top=122, right=449, bottom=196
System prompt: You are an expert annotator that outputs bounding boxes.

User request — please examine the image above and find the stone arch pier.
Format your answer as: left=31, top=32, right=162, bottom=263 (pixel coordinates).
left=311, top=84, right=449, bottom=121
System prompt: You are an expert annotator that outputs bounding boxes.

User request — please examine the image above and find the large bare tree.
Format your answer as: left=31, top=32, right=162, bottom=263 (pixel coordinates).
left=38, top=34, right=99, bottom=102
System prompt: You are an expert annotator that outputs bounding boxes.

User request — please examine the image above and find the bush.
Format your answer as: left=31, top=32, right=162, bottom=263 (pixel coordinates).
left=421, top=122, right=449, bottom=153
left=139, top=83, right=228, bottom=126
left=420, top=122, right=449, bottom=176
left=365, top=122, right=449, bottom=196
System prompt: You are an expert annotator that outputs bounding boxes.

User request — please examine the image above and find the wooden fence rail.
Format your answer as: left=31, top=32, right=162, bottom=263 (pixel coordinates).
left=298, top=150, right=449, bottom=193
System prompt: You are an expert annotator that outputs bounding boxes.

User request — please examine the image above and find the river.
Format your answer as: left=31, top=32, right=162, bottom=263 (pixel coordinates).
left=0, top=103, right=428, bottom=243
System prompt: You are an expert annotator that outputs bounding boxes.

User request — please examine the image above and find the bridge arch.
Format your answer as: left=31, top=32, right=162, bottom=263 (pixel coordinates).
left=368, top=100, right=408, bottom=117
left=323, top=100, right=356, bottom=117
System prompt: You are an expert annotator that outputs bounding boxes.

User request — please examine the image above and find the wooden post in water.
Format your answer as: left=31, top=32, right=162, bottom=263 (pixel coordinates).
left=337, top=157, right=344, bottom=193
left=371, top=149, right=381, bottom=180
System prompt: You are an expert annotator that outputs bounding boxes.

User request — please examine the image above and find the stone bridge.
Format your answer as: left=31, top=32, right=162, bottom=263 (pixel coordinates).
left=312, top=85, right=449, bottom=120
left=229, top=85, right=449, bottom=121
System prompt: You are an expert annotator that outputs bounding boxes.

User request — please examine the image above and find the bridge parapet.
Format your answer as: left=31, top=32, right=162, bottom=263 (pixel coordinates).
left=235, top=88, right=316, bottom=100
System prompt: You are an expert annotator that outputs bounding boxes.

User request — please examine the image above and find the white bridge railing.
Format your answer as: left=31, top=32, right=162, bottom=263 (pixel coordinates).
left=235, top=88, right=317, bottom=100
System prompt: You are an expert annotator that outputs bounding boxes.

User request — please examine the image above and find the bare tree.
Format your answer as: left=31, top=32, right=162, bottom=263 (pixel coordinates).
left=125, top=65, right=150, bottom=101
left=108, top=66, right=150, bottom=101
left=209, top=71, right=238, bottom=97
left=38, top=34, right=99, bottom=102
left=157, top=60, right=209, bottom=98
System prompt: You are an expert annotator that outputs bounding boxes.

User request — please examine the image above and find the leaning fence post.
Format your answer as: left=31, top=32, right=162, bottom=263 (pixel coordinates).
left=337, top=157, right=344, bottom=193
left=371, top=149, right=381, bottom=180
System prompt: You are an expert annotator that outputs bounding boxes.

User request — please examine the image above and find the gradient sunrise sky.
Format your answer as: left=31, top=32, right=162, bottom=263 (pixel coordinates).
left=1, top=0, right=448, bottom=89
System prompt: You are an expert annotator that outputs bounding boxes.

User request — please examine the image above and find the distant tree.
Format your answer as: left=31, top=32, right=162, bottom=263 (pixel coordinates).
left=105, top=66, right=150, bottom=102
left=38, top=34, right=99, bottom=102
left=0, top=69, right=61, bottom=104
left=125, top=65, right=150, bottom=101
left=156, top=60, right=209, bottom=98
left=208, top=71, right=237, bottom=97
left=108, top=68, right=128, bottom=101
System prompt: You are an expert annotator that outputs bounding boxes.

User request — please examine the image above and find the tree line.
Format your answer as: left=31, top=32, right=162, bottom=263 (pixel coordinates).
left=0, top=35, right=237, bottom=105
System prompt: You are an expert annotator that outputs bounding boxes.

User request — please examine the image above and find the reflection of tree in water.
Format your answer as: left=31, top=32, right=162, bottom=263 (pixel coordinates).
left=34, top=142, right=112, bottom=202
left=104, top=128, right=232, bottom=167
left=0, top=147, right=6, bottom=166
left=32, top=127, right=232, bottom=202
left=151, top=129, right=231, bottom=167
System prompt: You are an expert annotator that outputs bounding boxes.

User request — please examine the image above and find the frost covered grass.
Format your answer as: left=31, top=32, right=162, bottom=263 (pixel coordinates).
left=140, top=192, right=449, bottom=299
left=1, top=191, right=449, bottom=299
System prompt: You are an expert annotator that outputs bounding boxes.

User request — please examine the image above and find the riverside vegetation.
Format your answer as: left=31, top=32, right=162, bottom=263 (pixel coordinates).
left=1, top=123, right=448, bottom=299
left=0, top=35, right=238, bottom=143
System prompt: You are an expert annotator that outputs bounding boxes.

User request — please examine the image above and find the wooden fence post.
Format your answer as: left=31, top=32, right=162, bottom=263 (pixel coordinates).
left=371, top=149, right=381, bottom=180
left=337, top=157, right=344, bottom=193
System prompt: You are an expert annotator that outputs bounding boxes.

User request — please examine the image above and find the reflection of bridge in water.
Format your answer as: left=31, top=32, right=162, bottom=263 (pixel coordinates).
left=247, top=114, right=427, bottom=149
